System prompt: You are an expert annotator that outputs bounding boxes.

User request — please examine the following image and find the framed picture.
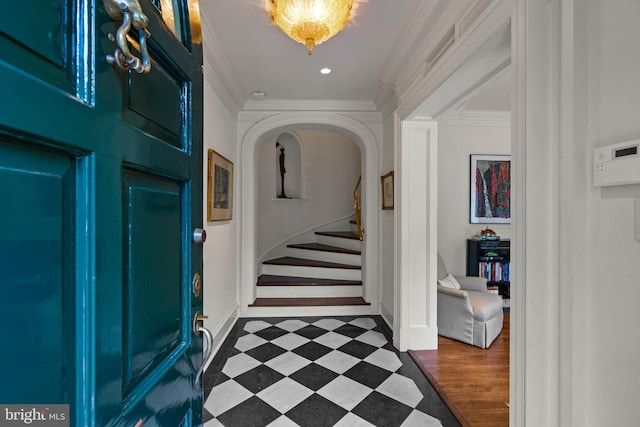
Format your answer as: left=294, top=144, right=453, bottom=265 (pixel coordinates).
left=207, top=149, right=234, bottom=221
left=470, top=154, right=511, bottom=223
left=381, top=171, right=394, bottom=210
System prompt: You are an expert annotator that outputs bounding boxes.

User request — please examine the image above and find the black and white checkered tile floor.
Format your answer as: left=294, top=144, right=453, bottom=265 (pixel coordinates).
left=203, top=316, right=460, bottom=427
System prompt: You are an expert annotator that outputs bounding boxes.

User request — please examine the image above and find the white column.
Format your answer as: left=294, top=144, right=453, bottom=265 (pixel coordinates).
left=394, top=120, right=438, bottom=351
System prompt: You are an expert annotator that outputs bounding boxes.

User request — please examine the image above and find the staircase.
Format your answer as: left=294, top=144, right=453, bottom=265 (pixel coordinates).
left=249, top=221, right=372, bottom=316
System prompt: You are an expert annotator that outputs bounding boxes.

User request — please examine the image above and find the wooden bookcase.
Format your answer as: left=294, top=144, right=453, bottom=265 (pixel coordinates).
left=467, top=239, right=511, bottom=306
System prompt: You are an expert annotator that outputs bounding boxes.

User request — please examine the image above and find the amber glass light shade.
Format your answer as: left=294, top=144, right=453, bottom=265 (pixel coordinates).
left=268, top=0, right=354, bottom=55
left=158, top=0, right=202, bottom=44
left=188, top=0, right=202, bottom=44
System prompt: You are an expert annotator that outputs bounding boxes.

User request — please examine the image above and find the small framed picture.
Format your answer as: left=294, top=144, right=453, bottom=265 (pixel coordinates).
left=381, top=171, right=394, bottom=210
left=470, top=154, right=511, bottom=223
left=207, top=149, right=234, bottom=221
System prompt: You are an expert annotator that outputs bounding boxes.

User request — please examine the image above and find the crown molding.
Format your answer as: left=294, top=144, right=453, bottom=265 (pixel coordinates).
left=202, top=57, right=241, bottom=119
left=374, top=0, right=446, bottom=111
left=377, top=0, right=442, bottom=85
left=200, top=6, right=246, bottom=115
left=238, top=109, right=382, bottom=124
left=380, top=93, right=399, bottom=122
left=372, top=81, right=393, bottom=114
left=396, top=0, right=513, bottom=120
left=438, top=110, right=511, bottom=127
left=394, top=0, right=474, bottom=97
left=242, top=99, right=378, bottom=112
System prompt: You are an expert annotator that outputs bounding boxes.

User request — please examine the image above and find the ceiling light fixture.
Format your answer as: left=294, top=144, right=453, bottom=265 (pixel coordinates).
left=320, top=67, right=331, bottom=74
left=267, top=0, right=354, bottom=55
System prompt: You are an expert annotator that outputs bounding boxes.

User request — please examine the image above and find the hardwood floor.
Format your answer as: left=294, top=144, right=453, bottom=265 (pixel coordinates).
left=409, top=312, right=510, bottom=427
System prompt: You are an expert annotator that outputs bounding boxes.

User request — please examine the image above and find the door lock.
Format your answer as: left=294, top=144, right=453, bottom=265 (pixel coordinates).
left=192, top=273, right=202, bottom=297
left=193, top=228, right=206, bottom=245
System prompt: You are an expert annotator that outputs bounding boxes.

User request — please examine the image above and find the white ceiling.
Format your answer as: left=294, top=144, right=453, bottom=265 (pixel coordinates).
left=199, top=0, right=510, bottom=112
left=201, top=0, right=443, bottom=106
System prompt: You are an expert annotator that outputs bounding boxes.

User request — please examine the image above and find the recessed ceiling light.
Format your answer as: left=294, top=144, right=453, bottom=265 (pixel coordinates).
left=320, top=68, right=332, bottom=75
left=251, top=91, right=266, bottom=100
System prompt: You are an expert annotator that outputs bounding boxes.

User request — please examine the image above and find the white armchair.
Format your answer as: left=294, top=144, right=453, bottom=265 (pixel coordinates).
left=437, top=254, right=504, bottom=349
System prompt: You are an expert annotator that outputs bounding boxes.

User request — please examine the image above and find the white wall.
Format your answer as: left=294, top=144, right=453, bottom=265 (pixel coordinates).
left=380, top=111, right=395, bottom=325
left=585, top=0, right=640, bottom=424
left=438, top=123, right=511, bottom=275
left=201, top=59, right=239, bottom=352
left=514, top=0, right=640, bottom=424
left=256, top=130, right=361, bottom=258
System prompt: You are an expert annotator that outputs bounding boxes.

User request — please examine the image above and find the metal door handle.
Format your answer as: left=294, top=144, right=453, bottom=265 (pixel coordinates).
left=103, top=0, right=152, bottom=74
left=193, top=312, right=214, bottom=387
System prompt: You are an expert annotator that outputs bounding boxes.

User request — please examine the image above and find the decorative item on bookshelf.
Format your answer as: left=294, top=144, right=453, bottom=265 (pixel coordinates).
left=472, top=227, right=501, bottom=241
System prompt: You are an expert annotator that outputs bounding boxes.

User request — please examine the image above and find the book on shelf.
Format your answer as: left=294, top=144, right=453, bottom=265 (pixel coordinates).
left=478, top=261, right=510, bottom=282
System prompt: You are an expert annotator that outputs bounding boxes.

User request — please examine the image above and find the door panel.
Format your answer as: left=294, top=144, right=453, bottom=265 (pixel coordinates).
left=0, top=0, right=64, bottom=65
left=122, top=169, right=184, bottom=393
left=0, top=0, right=85, bottom=97
left=0, top=0, right=203, bottom=425
left=0, top=140, right=80, bottom=413
left=125, top=58, right=186, bottom=149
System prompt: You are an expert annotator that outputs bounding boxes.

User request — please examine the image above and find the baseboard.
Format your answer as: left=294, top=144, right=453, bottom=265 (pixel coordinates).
left=204, top=305, right=239, bottom=372
left=380, top=303, right=394, bottom=331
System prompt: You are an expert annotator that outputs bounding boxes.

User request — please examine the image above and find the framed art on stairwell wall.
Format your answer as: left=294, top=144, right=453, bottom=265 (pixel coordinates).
left=381, top=171, right=394, bottom=210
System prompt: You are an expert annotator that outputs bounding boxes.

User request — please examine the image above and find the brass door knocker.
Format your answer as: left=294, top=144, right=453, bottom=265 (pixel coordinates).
left=103, top=0, right=151, bottom=73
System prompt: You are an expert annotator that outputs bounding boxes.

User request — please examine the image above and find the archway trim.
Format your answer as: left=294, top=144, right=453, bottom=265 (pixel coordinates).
left=239, top=112, right=381, bottom=315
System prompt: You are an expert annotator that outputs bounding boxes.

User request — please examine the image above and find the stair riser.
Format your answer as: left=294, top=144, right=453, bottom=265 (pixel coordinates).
left=256, top=285, right=362, bottom=298
left=350, top=222, right=359, bottom=234
left=261, top=264, right=361, bottom=281
left=315, top=235, right=362, bottom=251
left=246, top=305, right=373, bottom=317
left=284, top=248, right=361, bottom=266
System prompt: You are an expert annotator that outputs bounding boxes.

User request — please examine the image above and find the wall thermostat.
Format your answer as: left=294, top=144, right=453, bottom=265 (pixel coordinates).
left=594, top=139, right=640, bottom=187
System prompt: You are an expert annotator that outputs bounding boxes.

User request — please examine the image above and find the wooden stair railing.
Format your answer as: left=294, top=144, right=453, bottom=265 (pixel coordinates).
left=353, top=176, right=363, bottom=240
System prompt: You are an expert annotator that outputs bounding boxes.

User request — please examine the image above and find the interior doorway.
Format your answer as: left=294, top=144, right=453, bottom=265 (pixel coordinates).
left=429, top=70, right=512, bottom=427
left=393, top=9, right=513, bottom=426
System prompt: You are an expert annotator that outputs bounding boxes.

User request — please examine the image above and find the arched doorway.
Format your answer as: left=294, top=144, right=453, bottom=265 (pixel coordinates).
left=238, top=112, right=381, bottom=316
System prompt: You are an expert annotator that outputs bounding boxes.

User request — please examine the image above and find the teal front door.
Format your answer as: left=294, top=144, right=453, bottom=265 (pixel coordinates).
left=0, top=1, right=204, bottom=425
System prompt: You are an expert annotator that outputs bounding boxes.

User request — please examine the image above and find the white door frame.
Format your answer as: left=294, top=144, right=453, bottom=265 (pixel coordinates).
left=393, top=0, right=512, bottom=348
left=393, top=120, right=439, bottom=350
left=392, top=0, right=521, bottom=425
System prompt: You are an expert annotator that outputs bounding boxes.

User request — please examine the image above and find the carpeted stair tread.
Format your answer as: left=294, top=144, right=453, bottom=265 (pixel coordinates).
left=314, top=231, right=360, bottom=240
left=287, top=243, right=361, bottom=255
left=262, top=256, right=360, bottom=269
left=249, top=297, right=370, bottom=307
left=257, top=274, right=362, bottom=287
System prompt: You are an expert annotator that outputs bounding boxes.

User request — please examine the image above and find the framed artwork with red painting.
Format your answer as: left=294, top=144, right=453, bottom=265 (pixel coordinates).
left=470, top=154, right=511, bottom=224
